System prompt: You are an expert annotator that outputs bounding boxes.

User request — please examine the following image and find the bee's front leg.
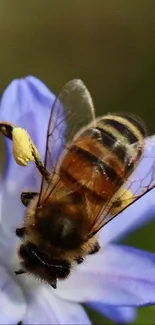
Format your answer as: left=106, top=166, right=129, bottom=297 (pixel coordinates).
left=50, top=279, right=57, bottom=289
left=16, top=227, right=26, bottom=238
left=21, top=191, right=38, bottom=207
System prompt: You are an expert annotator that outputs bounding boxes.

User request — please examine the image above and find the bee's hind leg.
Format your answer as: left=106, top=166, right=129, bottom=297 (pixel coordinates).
left=89, top=242, right=100, bottom=255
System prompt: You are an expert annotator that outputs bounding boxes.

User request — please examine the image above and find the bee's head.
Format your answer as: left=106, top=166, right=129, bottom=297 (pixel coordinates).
left=18, top=242, right=71, bottom=287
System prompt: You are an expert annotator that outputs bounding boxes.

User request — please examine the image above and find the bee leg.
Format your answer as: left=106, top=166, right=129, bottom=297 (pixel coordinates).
left=75, top=257, right=84, bottom=264
left=50, top=279, right=57, bottom=289
left=89, top=242, right=100, bottom=255
left=16, top=227, right=26, bottom=238
left=32, top=153, right=51, bottom=184
left=14, top=269, right=25, bottom=275
left=21, top=191, right=38, bottom=206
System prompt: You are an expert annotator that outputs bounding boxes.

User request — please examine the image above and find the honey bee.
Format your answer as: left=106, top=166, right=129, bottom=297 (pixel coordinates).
left=0, top=79, right=155, bottom=289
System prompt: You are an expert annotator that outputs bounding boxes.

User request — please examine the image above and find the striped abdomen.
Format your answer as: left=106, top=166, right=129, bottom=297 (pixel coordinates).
left=60, top=113, right=146, bottom=202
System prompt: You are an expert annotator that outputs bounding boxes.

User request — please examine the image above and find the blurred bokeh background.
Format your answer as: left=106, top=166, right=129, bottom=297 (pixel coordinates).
left=0, top=1, right=155, bottom=324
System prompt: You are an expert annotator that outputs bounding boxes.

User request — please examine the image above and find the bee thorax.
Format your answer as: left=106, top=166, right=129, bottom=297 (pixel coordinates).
left=34, top=201, right=87, bottom=250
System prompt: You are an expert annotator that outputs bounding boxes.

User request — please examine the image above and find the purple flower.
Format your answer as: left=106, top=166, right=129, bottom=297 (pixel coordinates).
left=0, top=76, right=155, bottom=324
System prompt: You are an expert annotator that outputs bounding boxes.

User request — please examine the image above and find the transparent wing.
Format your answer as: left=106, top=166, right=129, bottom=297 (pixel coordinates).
left=89, top=135, right=155, bottom=236
left=39, top=79, right=95, bottom=199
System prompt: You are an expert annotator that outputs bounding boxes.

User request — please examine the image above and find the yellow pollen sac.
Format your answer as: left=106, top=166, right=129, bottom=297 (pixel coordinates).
left=12, top=127, right=41, bottom=166
left=110, top=188, right=133, bottom=215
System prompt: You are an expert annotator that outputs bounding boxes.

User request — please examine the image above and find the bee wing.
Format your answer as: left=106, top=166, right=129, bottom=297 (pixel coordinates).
left=39, top=79, right=95, bottom=194
left=88, top=135, right=155, bottom=236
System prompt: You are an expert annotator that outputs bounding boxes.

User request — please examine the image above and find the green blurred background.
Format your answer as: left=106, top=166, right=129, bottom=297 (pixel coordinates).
left=1, top=1, right=155, bottom=324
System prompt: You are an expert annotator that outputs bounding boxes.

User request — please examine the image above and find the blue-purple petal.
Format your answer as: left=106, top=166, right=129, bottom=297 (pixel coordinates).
left=0, top=76, right=64, bottom=190
left=0, top=265, right=26, bottom=324
left=56, top=244, right=155, bottom=307
left=23, top=285, right=91, bottom=324
left=88, top=303, right=136, bottom=324
left=0, top=76, right=54, bottom=155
